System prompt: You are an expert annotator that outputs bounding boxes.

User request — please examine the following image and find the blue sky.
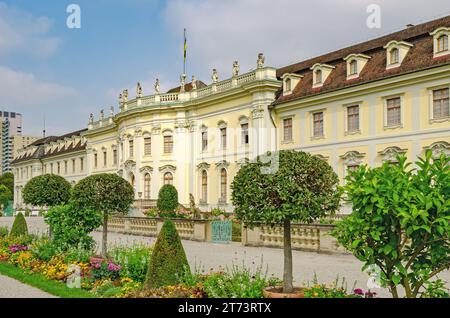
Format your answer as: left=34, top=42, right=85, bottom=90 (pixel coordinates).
left=1, top=0, right=449, bottom=136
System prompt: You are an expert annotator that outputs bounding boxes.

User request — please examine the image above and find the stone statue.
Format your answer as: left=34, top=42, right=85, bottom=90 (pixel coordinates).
left=154, top=78, right=160, bottom=94
left=257, top=53, right=265, bottom=68
left=123, top=89, right=129, bottom=102
left=212, top=69, right=219, bottom=83
left=191, top=75, right=197, bottom=90
left=118, top=93, right=123, bottom=104
left=180, top=74, right=186, bottom=93
left=100, top=109, right=105, bottom=120
left=89, top=113, right=94, bottom=124
left=110, top=106, right=114, bottom=117
left=136, top=82, right=143, bottom=98
left=232, top=61, right=240, bottom=77
left=189, top=193, right=202, bottom=219
left=66, top=264, right=81, bottom=289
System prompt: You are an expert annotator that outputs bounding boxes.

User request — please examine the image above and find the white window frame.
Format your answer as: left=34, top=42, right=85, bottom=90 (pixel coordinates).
left=343, top=103, right=362, bottom=135
left=281, top=115, right=294, bottom=143
left=383, top=95, right=404, bottom=129
left=428, top=85, right=450, bottom=123
left=310, top=109, right=326, bottom=139
left=218, top=121, right=228, bottom=150
left=430, top=27, right=450, bottom=58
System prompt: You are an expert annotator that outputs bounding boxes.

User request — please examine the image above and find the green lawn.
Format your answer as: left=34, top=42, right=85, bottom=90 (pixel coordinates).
left=0, top=262, right=94, bottom=298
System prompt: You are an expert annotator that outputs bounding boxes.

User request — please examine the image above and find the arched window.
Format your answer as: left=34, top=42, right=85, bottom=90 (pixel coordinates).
left=390, top=48, right=399, bottom=64
left=315, top=69, right=322, bottom=84
left=349, top=60, right=358, bottom=75
left=285, top=78, right=291, bottom=91
left=144, top=173, right=151, bottom=199
left=164, top=172, right=173, bottom=185
left=437, top=34, right=448, bottom=52
left=130, top=173, right=135, bottom=188
left=220, top=168, right=227, bottom=202
left=201, top=170, right=208, bottom=203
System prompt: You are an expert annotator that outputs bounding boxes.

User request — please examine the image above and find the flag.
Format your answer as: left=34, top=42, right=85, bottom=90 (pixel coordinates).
left=183, top=28, right=187, bottom=73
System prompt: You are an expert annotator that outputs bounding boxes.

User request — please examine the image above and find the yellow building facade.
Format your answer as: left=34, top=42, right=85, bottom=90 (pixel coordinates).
left=12, top=16, right=450, bottom=214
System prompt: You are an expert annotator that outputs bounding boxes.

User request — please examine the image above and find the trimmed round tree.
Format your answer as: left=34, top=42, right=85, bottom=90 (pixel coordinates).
left=146, top=220, right=190, bottom=288
left=157, top=185, right=178, bottom=214
left=71, top=174, right=134, bottom=257
left=231, top=150, right=341, bottom=293
left=0, top=184, right=12, bottom=209
left=23, top=174, right=71, bottom=207
left=10, top=212, right=28, bottom=237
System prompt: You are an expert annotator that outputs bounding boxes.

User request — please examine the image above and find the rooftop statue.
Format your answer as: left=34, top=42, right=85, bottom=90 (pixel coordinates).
left=136, top=82, right=143, bottom=98
left=212, top=69, right=219, bottom=83
left=232, top=61, right=240, bottom=77
left=257, top=53, right=265, bottom=68
left=154, top=78, right=160, bottom=94
left=191, top=75, right=197, bottom=90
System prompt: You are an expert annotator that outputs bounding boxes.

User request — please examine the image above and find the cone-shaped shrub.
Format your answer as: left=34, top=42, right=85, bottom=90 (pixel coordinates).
left=145, top=220, right=190, bottom=288
left=157, top=185, right=178, bottom=213
left=9, top=212, right=28, bottom=237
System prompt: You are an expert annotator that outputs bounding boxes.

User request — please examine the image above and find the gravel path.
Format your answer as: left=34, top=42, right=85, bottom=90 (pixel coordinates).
left=0, top=275, right=56, bottom=298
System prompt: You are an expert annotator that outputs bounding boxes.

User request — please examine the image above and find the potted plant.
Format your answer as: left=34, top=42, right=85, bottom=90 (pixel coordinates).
left=231, top=150, right=341, bottom=297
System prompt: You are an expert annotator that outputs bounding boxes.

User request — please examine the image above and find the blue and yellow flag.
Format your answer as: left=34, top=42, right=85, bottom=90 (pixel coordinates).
left=183, top=28, right=187, bottom=74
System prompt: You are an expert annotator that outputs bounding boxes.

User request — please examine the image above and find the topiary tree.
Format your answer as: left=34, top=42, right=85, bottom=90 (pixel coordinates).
left=9, top=212, right=28, bottom=237
left=146, top=220, right=190, bottom=288
left=23, top=174, right=71, bottom=208
left=332, top=151, right=450, bottom=298
left=71, top=174, right=134, bottom=257
left=45, top=204, right=102, bottom=251
left=231, top=150, right=341, bottom=294
left=157, top=185, right=178, bottom=214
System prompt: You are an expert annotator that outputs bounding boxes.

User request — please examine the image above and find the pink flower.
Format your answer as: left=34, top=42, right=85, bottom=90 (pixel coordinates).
left=353, top=288, right=364, bottom=295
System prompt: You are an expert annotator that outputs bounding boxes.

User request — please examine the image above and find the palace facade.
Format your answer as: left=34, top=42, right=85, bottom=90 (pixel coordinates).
left=12, top=16, right=450, bottom=213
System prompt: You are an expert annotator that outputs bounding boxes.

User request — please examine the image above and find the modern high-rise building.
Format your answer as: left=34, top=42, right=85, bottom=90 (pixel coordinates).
left=0, top=111, right=39, bottom=174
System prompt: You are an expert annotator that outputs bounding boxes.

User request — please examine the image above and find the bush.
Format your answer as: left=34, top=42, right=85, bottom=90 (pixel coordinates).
left=23, top=174, right=72, bottom=207
left=157, top=185, right=178, bottom=213
left=0, top=226, right=8, bottom=238
left=71, top=174, right=134, bottom=257
left=332, top=151, right=450, bottom=298
left=9, top=213, right=28, bottom=237
left=45, top=204, right=102, bottom=251
left=0, top=185, right=12, bottom=208
left=109, top=245, right=152, bottom=282
left=31, top=237, right=58, bottom=262
left=145, top=220, right=190, bottom=288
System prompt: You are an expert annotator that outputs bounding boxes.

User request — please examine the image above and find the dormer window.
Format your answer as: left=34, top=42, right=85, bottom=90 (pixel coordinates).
left=390, top=48, right=399, bottom=64
left=281, top=73, right=303, bottom=96
left=310, top=63, right=335, bottom=88
left=343, top=54, right=371, bottom=79
left=430, top=27, right=450, bottom=58
left=383, top=40, right=413, bottom=69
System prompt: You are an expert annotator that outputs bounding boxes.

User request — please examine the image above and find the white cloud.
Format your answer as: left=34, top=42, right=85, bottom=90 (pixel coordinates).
left=163, top=0, right=450, bottom=81
left=0, top=2, right=60, bottom=59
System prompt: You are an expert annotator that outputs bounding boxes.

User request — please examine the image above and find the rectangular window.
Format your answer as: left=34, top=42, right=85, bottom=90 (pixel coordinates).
left=437, top=35, right=449, bottom=52
left=50, top=163, right=53, bottom=174
left=103, top=151, right=107, bottom=167
left=129, top=140, right=134, bottom=158
left=144, top=137, right=152, bottom=156
left=201, top=131, right=208, bottom=151
left=347, top=105, right=360, bottom=132
left=72, top=159, right=76, bottom=173
left=94, top=154, right=98, bottom=168
left=386, top=97, right=401, bottom=126
left=433, top=88, right=449, bottom=119
left=283, top=118, right=293, bottom=141
left=349, top=60, right=358, bottom=75
left=113, top=149, right=118, bottom=165
left=64, top=161, right=68, bottom=174
left=220, top=128, right=227, bottom=149
left=164, top=136, right=173, bottom=154
left=57, top=162, right=61, bottom=174
left=313, top=112, right=324, bottom=137
left=80, top=158, right=84, bottom=171
left=241, top=123, right=249, bottom=145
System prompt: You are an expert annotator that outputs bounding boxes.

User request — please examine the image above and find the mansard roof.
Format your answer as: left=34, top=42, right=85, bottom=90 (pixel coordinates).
left=273, top=15, right=450, bottom=105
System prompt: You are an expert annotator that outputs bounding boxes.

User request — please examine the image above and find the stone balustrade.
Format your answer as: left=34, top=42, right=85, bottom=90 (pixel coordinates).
left=242, top=223, right=348, bottom=254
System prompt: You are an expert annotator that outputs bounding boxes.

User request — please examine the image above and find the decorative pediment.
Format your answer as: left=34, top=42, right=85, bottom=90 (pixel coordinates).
left=378, top=146, right=407, bottom=162
left=139, top=166, right=154, bottom=174
left=215, top=160, right=230, bottom=169
left=159, top=164, right=176, bottom=172
left=124, top=160, right=136, bottom=171
left=423, top=141, right=450, bottom=158
left=315, top=154, right=330, bottom=161
left=197, top=162, right=211, bottom=170
left=340, top=151, right=365, bottom=165
left=217, top=120, right=227, bottom=129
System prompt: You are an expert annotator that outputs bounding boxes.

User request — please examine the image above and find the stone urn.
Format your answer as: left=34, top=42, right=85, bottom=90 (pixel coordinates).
left=263, top=286, right=305, bottom=298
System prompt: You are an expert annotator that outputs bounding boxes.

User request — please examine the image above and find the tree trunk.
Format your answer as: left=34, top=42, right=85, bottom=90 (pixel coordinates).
left=102, top=213, right=108, bottom=258
left=283, top=219, right=294, bottom=293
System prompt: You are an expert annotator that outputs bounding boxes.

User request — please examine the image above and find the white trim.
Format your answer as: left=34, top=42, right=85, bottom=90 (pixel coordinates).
left=310, top=109, right=326, bottom=139
left=383, top=94, right=404, bottom=129
left=428, top=84, right=450, bottom=123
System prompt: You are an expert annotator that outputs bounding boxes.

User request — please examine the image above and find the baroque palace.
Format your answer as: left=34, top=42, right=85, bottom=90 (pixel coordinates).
left=12, top=15, right=450, bottom=213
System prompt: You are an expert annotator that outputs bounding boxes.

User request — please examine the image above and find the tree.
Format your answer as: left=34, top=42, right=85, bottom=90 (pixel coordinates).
left=10, top=212, right=28, bottom=237
left=0, top=173, right=14, bottom=201
left=0, top=185, right=12, bottom=209
left=145, top=220, right=190, bottom=288
left=231, top=150, right=341, bottom=293
left=23, top=174, right=71, bottom=207
left=332, top=151, right=450, bottom=298
left=45, top=204, right=102, bottom=251
left=157, top=185, right=178, bottom=214
left=71, top=174, right=134, bottom=257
